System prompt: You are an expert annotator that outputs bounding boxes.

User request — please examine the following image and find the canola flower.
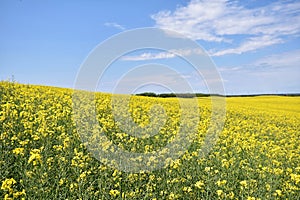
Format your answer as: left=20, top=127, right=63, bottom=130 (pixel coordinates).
left=28, top=149, right=42, bottom=166
left=109, top=189, right=120, bottom=197
left=0, top=81, right=300, bottom=199
left=195, top=180, right=205, bottom=189
left=1, top=178, right=16, bottom=193
left=1, top=178, right=26, bottom=199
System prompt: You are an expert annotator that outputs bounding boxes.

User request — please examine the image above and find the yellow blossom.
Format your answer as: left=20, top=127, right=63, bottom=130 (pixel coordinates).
left=240, top=180, right=247, bottom=189
left=1, top=178, right=16, bottom=192
left=217, top=190, right=223, bottom=196
left=28, top=149, right=42, bottom=165
left=12, top=147, right=24, bottom=156
left=13, top=189, right=26, bottom=198
left=109, top=189, right=120, bottom=197
left=195, top=180, right=204, bottom=189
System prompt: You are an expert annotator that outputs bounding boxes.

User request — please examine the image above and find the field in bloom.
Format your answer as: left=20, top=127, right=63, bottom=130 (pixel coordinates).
left=1, top=81, right=300, bottom=199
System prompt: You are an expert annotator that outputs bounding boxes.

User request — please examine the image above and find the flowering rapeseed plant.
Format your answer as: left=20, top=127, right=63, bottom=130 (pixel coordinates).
left=0, top=81, right=300, bottom=199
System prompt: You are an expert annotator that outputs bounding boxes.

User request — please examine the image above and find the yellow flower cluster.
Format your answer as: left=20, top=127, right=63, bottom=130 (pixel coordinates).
left=1, top=178, right=26, bottom=199
left=1, top=178, right=16, bottom=193
left=28, top=148, right=42, bottom=166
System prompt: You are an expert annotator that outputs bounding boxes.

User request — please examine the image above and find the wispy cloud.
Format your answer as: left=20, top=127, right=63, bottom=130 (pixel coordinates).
left=122, top=48, right=205, bottom=61
left=217, top=50, right=300, bottom=94
left=104, top=22, right=125, bottom=30
left=211, top=35, right=283, bottom=56
left=253, top=50, right=300, bottom=69
left=122, top=52, right=175, bottom=61
left=152, top=0, right=300, bottom=56
left=219, top=50, right=300, bottom=72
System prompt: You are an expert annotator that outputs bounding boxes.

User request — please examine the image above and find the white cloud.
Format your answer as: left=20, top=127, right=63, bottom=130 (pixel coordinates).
left=104, top=22, right=125, bottom=30
left=217, top=50, right=300, bottom=94
left=152, top=0, right=300, bottom=56
left=219, top=50, right=300, bottom=72
left=121, top=48, right=205, bottom=61
left=253, top=50, right=300, bottom=69
left=152, top=0, right=227, bottom=42
left=211, top=35, right=283, bottom=56
left=122, top=52, right=175, bottom=61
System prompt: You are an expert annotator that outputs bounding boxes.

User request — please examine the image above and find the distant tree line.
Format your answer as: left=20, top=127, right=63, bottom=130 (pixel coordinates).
left=135, top=92, right=211, bottom=98
left=135, top=92, right=300, bottom=98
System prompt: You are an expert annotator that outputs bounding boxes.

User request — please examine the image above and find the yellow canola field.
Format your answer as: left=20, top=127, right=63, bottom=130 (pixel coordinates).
left=1, top=81, right=300, bottom=199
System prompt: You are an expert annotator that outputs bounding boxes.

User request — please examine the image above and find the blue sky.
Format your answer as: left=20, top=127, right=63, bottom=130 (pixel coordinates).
left=1, top=0, right=299, bottom=94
